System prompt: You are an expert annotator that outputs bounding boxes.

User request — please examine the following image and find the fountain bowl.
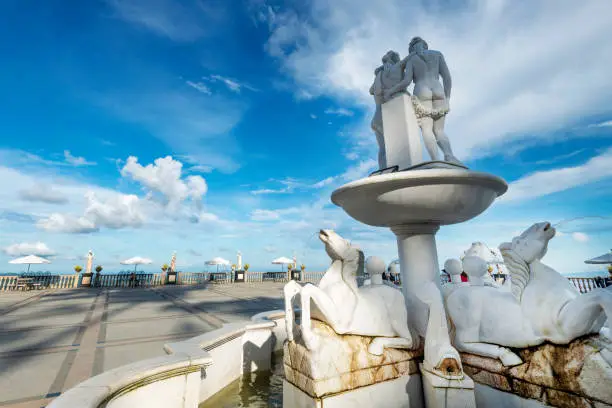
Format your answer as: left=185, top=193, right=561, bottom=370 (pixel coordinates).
left=331, top=169, right=508, bottom=227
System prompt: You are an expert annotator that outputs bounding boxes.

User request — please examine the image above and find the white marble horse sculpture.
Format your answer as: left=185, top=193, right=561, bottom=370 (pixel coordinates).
left=284, top=230, right=415, bottom=355
left=445, top=222, right=612, bottom=366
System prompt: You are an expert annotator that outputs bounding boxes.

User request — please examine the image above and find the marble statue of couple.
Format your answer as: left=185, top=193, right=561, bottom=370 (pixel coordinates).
left=369, top=37, right=462, bottom=167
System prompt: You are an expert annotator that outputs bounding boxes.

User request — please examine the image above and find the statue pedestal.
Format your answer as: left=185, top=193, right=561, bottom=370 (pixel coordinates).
left=381, top=93, right=423, bottom=169
left=283, top=320, right=424, bottom=407
left=421, top=364, right=476, bottom=408
left=331, top=169, right=507, bottom=389
left=461, top=335, right=612, bottom=408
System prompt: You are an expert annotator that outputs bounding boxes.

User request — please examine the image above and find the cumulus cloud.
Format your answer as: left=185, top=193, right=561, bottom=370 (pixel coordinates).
left=3, top=242, right=56, bottom=257
left=191, top=212, right=220, bottom=224
left=83, top=192, right=145, bottom=229
left=499, top=148, right=612, bottom=202
left=37, top=213, right=99, bottom=233
left=64, top=150, right=96, bottom=166
left=253, top=0, right=612, bottom=160
left=19, top=184, right=68, bottom=204
left=37, top=192, right=144, bottom=233
left=121, top=156, right=208, bottom=210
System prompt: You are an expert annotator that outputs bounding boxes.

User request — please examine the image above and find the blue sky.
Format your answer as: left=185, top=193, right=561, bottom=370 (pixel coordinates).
left=1, top=0, right=611, bottom=274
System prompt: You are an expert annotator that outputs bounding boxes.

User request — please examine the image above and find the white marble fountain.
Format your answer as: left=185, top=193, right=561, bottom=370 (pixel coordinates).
left=49, top=37, right=612, bottom=408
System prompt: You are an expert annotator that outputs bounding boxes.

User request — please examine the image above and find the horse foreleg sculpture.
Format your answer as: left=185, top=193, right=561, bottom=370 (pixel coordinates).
left=284, top=230, right=415, bottom=355
left=445, top=222, right=612, bottom=366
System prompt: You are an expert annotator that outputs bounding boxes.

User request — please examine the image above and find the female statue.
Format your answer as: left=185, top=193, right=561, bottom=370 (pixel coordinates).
left=369, top=50, right=408, bottom=169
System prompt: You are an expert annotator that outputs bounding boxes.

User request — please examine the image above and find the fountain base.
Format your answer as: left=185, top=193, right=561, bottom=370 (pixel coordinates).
left=283, top=319, right=423, bottom=399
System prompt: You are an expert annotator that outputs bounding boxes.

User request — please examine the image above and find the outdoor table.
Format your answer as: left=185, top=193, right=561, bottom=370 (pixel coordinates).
left=209, top=272, right=229, bottom=283
left=272, top=272, right=287, bottom=282
left=15, top=278, right=34, bottom=291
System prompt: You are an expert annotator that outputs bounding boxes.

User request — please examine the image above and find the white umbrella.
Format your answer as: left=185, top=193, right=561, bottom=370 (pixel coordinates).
left=585, top=250, right=612, bottom=265
left=272, top=256, right=294, bottom=272
left=9, top=255, right=51, bottom=273
left=206, top=257, right=230, bottom=272
left=120, top=256, right=152, bottom=272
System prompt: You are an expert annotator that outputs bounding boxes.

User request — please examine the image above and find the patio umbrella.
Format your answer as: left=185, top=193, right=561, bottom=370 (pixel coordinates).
left=272, top=256, right=294, bottom=272
left=206, top=257, right=230, bottom=272
left=585, top=250, right=612, bottom=265
left=9, top=254, right=51, bottom=273
left=120, top=256, right=152, bottom=272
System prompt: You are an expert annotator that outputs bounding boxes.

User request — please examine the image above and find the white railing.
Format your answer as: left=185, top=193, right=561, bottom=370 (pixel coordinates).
left=1, top=272, right=607, bottom=294
left=0, top=274, right=78, bottom=291
left=567, top=277, right=608, bottom=294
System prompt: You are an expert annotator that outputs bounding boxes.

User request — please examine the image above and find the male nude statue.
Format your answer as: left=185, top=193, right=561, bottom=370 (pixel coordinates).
left=385, top=37, right=462, bottom=165
left=369, top=50, right=408, bottom=169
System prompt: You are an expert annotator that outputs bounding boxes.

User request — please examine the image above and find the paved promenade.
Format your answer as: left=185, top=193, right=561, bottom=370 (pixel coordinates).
left=0, top=283, right=285, bottom=408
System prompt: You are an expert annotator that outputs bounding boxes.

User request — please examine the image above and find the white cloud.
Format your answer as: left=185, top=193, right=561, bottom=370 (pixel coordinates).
left=205, top=74, right=258, bottom=93
left=37, top=213, right=99, bottom=233
left=572, top=232, right=589, bottom=243
left=64, top=150, right=96, bottom=166
left=176, top=155, right=214, bottom=173
left=107, top=0, right=222, bottom=42
left=83, top=192, right=145, bottom=229
left=264, top=245, right=277, bottom=253
left=251, top=209, right=280, bottom=221
left=192, top=212, right=220, bottom=223
left=589, top=120, right=612, bottom=128
left=340, top=159, right=377, bottom=181
left=312, top=176, right=335, bottom=188
left=121, top=156, right=208, bottom=210
left=37, top=192, right=144, bottom=233
left=499, top=148, right=612, bottom=202
left=251, top=188, right=287, bottom=195
left=0, top=149, right=95, bottom=168
left=310, top=114, right=317, bottom=119
left=3, top=242, right=56, bottom=257
left=324, top=107, right=354, bottom=117
left=19, top=184, right=68, bottom=205
left=186, top=81, right=212, bottom=94
left=97, top=88, right=245, bottom=173
left=255, top=0, right=612, bottom=160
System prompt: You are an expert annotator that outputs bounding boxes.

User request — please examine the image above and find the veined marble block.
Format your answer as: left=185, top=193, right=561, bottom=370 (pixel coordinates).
left=283, top=319, right=423, bottom=398
left=420, top=364, right=476, bottom=408
left=381, top=93, right=423, bottom=169
left=461, top=335, right=612, bottom=408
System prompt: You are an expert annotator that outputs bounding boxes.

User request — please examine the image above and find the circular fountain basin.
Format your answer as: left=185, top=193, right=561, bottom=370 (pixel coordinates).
left=331, top=169, right=508, bottom=227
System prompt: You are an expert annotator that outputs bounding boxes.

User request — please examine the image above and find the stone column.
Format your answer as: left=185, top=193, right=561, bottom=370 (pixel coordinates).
left=391, top=224, right=457, bottom=379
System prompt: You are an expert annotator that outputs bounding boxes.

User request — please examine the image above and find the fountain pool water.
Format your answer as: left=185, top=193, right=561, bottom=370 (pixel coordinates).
left=199, top=354, right=284, bottom=408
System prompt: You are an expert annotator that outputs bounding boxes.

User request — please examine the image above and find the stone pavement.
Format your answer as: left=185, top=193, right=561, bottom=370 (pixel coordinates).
left=0, top=283, right=285, bottom=408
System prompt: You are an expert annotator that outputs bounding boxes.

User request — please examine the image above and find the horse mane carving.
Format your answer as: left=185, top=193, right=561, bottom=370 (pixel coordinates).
left=499, top=245, right=530, bottom=302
